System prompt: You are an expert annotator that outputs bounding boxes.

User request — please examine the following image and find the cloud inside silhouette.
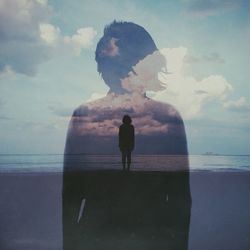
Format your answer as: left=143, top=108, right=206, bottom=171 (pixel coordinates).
left=81, top=46, right=244, bottom=123
left=68, top=92, right=184, bottom=136
left=121, top=50, right=166, bottom=93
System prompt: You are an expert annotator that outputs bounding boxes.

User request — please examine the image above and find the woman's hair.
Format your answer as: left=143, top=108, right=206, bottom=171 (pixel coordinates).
left=122, top=115, right=132, bottom=124
left=95, top=21, right=158, bottom=89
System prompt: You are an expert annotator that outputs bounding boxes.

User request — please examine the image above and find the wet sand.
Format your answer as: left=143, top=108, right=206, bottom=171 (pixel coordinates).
left=0, top=171, right=250, bottom=249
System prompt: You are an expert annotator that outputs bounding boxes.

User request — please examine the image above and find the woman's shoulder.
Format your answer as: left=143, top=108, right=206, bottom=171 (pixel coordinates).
left=72, top=104, right=89, bottom=117
left=71, top=96, right=105, bottom=116
left=145, top=98, right=183, bottom=121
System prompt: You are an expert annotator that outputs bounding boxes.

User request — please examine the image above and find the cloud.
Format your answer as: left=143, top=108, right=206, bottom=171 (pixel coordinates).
left=0, top=0, right=97, bottom=75
left=64, top=27, right=97, bottom=56
left=68, top=93, right=184, bottom=136
left=66, top=45, right=248, bottom=138
left=121, top=51, right=166, bottom=93
left=183, top=0, right=244, bottom=17
left=223, top=96, right=250, bottom=112
left=149, top=47, right=235, bottom=119
left=39, top=23, right=60, bottom=45
left=101, top=37, right=120, bottom=57
left=184, top=52, right=225, bottom=64
left=39, top=25, right=98, bottom=55
left=0, top=0, right=52, bottom=75
left=81, top=46, right=245, bottom=121
left=39, top=23, right=97, bottom=54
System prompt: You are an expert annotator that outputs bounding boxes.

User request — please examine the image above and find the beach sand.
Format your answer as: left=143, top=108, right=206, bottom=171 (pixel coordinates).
left=0, top=171, right=249, bottom=249
left=63, top=170, right=191, bottom=250
left=189, top=171, right=250, bottom=250
left=0, top=172, right=63, bottom=250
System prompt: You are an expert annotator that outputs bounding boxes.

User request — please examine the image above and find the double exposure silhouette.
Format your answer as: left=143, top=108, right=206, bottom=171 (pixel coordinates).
left=119, top=115, right=135, bottom=171
left=63, top=21, right=191, bottom=250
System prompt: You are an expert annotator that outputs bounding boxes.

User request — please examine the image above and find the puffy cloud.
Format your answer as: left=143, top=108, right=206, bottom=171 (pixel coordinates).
left=39, top=23, right=60, bottom=45
left=151, top=47, right=234, bottom=119
left=39, top=24, right=97, bottom=54
left=64, top=27, right=97, bottom=56
left=67, top=45, right=247, bottom=139
left=223, top=96, right=250, bottom=112
left=0, top=0, right=51, bottom=75
left=82, top=46, right=242, bottom=121
left=71, top=45, right=248, bottom=124
left=121, top=51, right=166, bottom=93
left=0, top=0, right=97, bottom=75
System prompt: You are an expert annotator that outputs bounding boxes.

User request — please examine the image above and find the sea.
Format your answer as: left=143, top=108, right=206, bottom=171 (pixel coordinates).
left=0, top=154, right=249, bottom=173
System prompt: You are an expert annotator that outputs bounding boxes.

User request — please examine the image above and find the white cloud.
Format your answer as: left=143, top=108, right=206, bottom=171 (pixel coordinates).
left=38, top=25, right=97, bottom=53
left=0, top=0, right=51, bottom=35
left=0, top=0, right=96, bottom=75
left=121, top=51, right=166, bottom=93
left=87, top=46, right=242, bottom=120
left=39, top=23, right=60, bottom=45
left=151, top=47, right=234, bottom=119
left=223, top=96, right=250, bottom=111
left=0, top=0, right=51, bottom=75
left=64, top=27, right=97, bottom=56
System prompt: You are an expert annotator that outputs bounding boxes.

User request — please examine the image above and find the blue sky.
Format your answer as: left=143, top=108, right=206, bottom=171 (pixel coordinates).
left=0, top=0, right=249, bottom=154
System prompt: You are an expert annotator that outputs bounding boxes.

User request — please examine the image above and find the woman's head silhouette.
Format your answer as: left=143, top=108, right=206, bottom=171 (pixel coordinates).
left=95, top=21, right=164, bottom=94
left=122, top=115, right=132, bottom=125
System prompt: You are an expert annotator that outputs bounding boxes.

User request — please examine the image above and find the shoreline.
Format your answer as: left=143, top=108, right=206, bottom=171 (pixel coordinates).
left=0, top=168, right=250, bottom=176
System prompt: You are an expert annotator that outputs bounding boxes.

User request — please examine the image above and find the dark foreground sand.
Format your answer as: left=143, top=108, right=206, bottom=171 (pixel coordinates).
left=0, top=171, right=249, bottom=250
left=63, top=170, right=191, bottom=250
left=0, top=172, right=63, bottom=250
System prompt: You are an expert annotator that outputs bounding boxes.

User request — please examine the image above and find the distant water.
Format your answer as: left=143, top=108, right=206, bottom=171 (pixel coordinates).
left=0, top=154, right=249, bottom=173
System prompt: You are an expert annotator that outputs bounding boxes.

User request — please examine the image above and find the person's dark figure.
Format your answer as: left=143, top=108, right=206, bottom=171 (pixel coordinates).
left=63, top=20, right=191, bottom=250
left=119, top=115, right=134, bottom=171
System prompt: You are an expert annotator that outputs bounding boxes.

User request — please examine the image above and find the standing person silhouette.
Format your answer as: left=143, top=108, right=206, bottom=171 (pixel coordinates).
left=119, top=115, right=134, bottom=171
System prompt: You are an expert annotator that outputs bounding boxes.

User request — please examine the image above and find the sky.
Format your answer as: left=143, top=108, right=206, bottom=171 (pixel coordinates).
left=0, top=0, right=249, bottom=155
